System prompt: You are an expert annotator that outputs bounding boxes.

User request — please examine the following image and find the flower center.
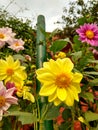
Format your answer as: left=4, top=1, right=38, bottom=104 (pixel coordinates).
left=0, top=96, right=6, bottom=107
left=85, top=30, right=94, bottom=39
left=6, top=68, right=14, bottom=76
left=55, top=73, right=72, bottom=88
left=0, top=33, right=5, bottom=39
left=15, top=42, right=20, bottom=46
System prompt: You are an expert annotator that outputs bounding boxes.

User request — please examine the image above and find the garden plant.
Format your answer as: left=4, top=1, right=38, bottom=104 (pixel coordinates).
left=0, top=1, right=98, bottom=129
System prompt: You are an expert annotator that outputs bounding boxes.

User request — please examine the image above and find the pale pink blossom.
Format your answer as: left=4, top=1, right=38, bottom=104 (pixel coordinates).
left=0, top=27, right=16, bottom=42
left=0, top=81, right=18, bottom=121
left=8, top=38, right=25, bottom=52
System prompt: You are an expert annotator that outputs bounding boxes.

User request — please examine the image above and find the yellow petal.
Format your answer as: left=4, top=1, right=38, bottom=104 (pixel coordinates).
left=65, top=88, right=74, bottom=106
left=11, top=75, right=24, bottom=86
left=6, top=55, right=14, bottom=65
left=72, top=83, right=81, bottom=93
left=0, top=59, right=8, bottom=67
left=43, top=59, right=62, bottom=74
left=0, top=74, right=7, bottom=80
left=13, top=60, right=20, bottom=69
left=16, top=91, right=23, bottom=97
left=57, top=58, right=74, bottom=73
left=39, top=84, right=57, bottom=96
left=57, top=87, right=67, bottom=101
left=37, top=72, right=55, bottom=83
left=78, top=116, right=85, bottom=123
left=48, top=92, right=57, bottom=102
left=36, top=68, right=50, bottom=75
left=69, top=85, right=79, bottom=101
left=4, top=76, right=11, bottom=83
left=72, top=72, right=83, bottom=83
left=14, top=71, right=27, bottom=80
left=54, top=98, right=61, bottom=106
left=23, top=92, right=35, bottom=103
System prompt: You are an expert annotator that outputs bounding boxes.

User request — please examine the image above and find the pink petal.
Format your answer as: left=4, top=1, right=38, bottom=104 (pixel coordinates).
left=2, top=102, right=11, bottom=111
left=6, top=87, right=16, bottom=96
left=6, top=96, right=18, bottom=104
left=0, top=110, right=3, bottom=121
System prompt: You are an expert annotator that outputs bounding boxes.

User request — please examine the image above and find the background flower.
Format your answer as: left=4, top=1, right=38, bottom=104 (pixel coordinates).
left=0, top=27, right=16, bottom=47
left=16, top=85, right=35, bottom=103
left=0, top=81, right=18, bottom=121
left=76, top=23, right=98, bottom=46
left=8, top=38, right=24, bottom=52
left=0, top=55, right=27, bottom=86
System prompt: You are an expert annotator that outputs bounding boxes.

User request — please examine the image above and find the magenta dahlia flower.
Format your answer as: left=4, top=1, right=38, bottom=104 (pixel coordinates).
left=0, top=81, right=18, bottom=120
left=76, top=23, right=98, bottom=46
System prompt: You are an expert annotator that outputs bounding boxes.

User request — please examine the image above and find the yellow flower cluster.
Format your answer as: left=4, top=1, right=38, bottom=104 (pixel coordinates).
left=16, top=85, right=35, bottom=103
left=54, top=51, right=66, bottom=59
left=0, top=55, right=35, bottom=103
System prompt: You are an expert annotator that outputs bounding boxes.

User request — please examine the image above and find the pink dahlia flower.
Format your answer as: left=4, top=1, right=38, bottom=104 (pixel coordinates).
left=8, top=38, right=24, bottom=52
left=0, top=81, right=18, bottom=120
left=76, top=23, right=98, bottom=46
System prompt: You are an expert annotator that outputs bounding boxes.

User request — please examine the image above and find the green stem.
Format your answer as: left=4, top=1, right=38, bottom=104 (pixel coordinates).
left=41, top=104, right=49, bottom=120
left=0, top=121, right=3, bottom=130
left=39, top=120, right=44, bottom=130
left=71, top=106, right=75, bottom=130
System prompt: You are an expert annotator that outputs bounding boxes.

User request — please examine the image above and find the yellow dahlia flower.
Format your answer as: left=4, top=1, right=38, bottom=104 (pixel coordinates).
left=54, top=52, right=66, bottom=59
left=16, top=85, right=35, bottom=103
left=0, top=55, right=27, bottom=86
left=36, top=58, right=83, bottom=106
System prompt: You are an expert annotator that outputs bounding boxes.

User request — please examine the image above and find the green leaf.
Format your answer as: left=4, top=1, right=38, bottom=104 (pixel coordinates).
left=18, top=113, right=37, bottom=125
left=89, top=78, right=98, bottom=86
left=90, top=125, right=98, bottom=130
left=42, top=103, right=60, bottom=120
left=8, top=105, right=20, bottom=111
left=80, top=92, right=94, bottom=102
left=3, top=118, right=12, bottom=130
left=5, top=111, right=37, bottom=125
left=85, top=93, right=94, bottom=102
left=73, top=35, right=82, bottom=51
left=77, top=17, right=86, bottom=25
left=62, top=109, right=72, bottom=120
left=13, top=54, right=26, bottom=61
left=88, top=59, right=98, bottom=64
left=84, top=71, right=98, bottom=75
left=71, top=51, right=82, bottom=61
left=85, top=111, right=98, bottom=122
left=50, top=39, right=69, bottom=53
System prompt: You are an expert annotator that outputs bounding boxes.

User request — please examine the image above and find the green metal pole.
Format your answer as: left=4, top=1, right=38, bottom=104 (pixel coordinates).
left=36, top=15, right=54, bottom=130
left=36, top=15, right=46, bottom=93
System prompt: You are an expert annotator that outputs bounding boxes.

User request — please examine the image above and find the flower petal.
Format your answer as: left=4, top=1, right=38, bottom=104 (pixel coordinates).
left=69, top=85, right=79, bottom=101
left=39, top=84, right=57, bottom=96
left=72, top=72, right=83, bottom=83
left=23, top=92, right=35, bottom=103
left=57, top=87, right=67, bottom=101
left=64, top=88, right=74, bottom=106
left=48, top=92, right=57, bottom=102
left=0, top=110, right=3, bottom=121
left=54, top=98, right=61, bottom=106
